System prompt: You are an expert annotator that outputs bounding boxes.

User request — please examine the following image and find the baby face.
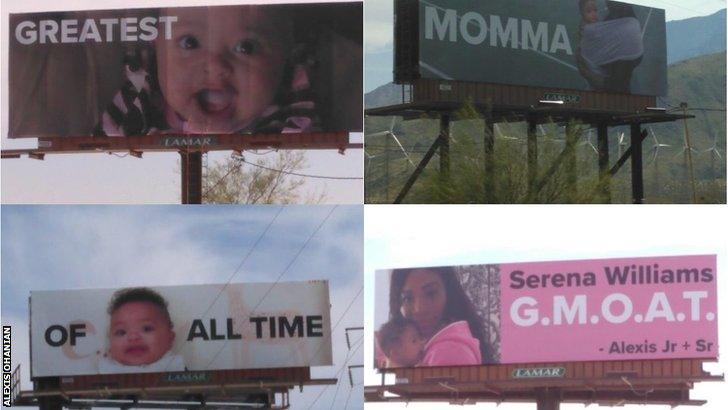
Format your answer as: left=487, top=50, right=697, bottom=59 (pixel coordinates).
left=108, top=301, right=175, bottom=366
left=155, top=6, right=289, bottom=133
left=582, top=1, right=599, bottom=24
left=389, top=325, right=425, bottom=367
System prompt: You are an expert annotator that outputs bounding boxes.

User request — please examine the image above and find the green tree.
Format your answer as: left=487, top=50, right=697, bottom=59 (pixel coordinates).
left=202, top=151, right=326, bottom=204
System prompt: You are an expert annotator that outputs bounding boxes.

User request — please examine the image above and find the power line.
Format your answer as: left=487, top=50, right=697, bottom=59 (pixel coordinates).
left=244, top=149, right=278, bottom=155
left=203, top=206, right=285, bottom=319
left=108, top=152, right=130, bottom=158
left=279, top=284, right=363, bottom=368
left=329, top=287, right=363, bottom=335
left=160, top=205, right=285, bottom=373
left=238, top=157, right=363, bottom=180
left=342, top=383, right=361, bottom=410
left=306, top=337, right=364, bottom=410
left=204, top=153, right=363, bottom=198
left=202, top=160, right=242, bottom=197
left=328, top=335, right=365, bottom=410
left=204, top=206, right=340, bottom=369
left=684, top=107, right=727, bottom=112
left=247, top=205, right=339, bottom=317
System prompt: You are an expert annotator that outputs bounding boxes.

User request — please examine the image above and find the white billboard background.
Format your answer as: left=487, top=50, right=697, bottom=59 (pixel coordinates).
left=30, top=281, right=332, bottom=377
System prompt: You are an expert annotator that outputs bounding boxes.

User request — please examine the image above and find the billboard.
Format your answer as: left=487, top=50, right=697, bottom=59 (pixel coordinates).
left=396, top=0, right=666, bottom=96
left=30, top=281, right=332, bottom=377
left=374, top=255, right=717, bottom=369
left=8, top=2, right=362, bottom=139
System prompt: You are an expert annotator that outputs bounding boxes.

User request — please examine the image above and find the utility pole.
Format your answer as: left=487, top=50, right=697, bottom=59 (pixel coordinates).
left=680, top=102, right=698, bottom=204
left=181, top=150, right=203, bottom=204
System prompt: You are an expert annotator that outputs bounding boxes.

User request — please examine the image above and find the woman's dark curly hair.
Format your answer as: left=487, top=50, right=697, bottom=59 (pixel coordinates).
left=389, top=267, right=495, bottom=364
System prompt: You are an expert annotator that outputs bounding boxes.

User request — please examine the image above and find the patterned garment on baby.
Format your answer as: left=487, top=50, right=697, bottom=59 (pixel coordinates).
left=94, top=53, right=319, bottom=137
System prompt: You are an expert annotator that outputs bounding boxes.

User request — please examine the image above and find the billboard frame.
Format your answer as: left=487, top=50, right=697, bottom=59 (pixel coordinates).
left=11, top=363, right=336, bottom=409
left=364, top=0, right=689, bottom=205
left=365, top=359, right=723, bottom=407
left=17, top=278, right=341, bottom=409
left=1, top=132, right=357, bottom=159
left=28, top=282, right=335, bottom=378
left=365, top=102, right=693, bottom=204
left=393, top=0, right=668, bottom=102
left=3, top=1, right=364, bottom=205
left=1, top=133, right=362, bottom=204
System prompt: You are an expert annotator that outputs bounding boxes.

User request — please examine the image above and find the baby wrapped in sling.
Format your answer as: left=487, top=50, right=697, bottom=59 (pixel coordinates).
left=580, top=17, right=644, bottom=78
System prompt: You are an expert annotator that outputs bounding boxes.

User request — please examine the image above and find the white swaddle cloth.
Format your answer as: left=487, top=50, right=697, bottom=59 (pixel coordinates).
left=98, top=351, right=186, bottom=373
left=580, top=17, right=644, bottom=76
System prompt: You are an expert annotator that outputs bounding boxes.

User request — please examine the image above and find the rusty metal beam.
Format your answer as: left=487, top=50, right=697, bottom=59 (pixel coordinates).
left=2, top=133, right=355, bottom=158
left=364, top=384, right=708, bottom=406
left=16, top=378, right=336, bottom=401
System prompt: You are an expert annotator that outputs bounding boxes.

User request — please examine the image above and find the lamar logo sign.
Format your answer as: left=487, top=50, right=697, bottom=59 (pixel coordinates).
left=512, top=367, right=566, bottom=379
left=164, top=372, right=210, bottom=383
left=162, top=136, right=217, bottom=147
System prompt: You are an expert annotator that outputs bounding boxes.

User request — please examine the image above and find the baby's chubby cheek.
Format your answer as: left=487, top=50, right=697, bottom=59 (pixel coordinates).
left=156, top=58, right=192, bottom=107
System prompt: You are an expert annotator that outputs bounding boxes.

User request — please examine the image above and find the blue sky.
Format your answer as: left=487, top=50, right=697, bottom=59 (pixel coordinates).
left=1, top=204, right=364, bottom=409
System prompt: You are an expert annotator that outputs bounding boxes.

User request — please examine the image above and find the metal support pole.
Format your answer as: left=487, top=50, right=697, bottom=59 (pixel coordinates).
left=439, top=114, right=451, bottom=180
left=484, top=119, right=495, bottom=203
left=536, top=388, right=560, bottom=410
left=527, top=119, right=538, bottom=200
left=181, top=151, right=203, bottom=204
left=565, top=124, right=578, bottom=202
left=681, top=103, right=698, bottom=203
left=35, top=378, right=63, bottom=410
left=385, top=130, right=391, bottom=202
left=394, top=134, right=444, bottom=204
left=630, top=123, right=644, bottom=204
left=597, top=124, right=611, bottom=203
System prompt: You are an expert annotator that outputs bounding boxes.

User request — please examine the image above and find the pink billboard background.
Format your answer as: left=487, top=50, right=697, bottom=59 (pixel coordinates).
left=500, top=255, right=718, bottom=363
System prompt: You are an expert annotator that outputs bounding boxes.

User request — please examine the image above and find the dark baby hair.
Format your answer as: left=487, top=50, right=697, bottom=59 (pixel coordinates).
left=107, top=287, right=173, bottom=327
left=579, top=0, right=595, bottom=15
left=378, top=317, right=419, bottom=355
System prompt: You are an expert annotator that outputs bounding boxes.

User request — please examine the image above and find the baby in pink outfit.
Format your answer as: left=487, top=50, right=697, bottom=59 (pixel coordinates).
left=377, top=318, right=481, bottom=368
left=378, top=318, right=426, bottom=367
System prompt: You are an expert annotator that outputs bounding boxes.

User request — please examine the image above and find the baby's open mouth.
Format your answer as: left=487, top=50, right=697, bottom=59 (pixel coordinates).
left=196, top=89, right=235, bottom=115
left=125, top=345, right=149, bottom=356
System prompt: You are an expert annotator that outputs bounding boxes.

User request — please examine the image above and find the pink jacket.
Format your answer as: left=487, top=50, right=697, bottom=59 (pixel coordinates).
left=420, top=320, right=482, bottom=366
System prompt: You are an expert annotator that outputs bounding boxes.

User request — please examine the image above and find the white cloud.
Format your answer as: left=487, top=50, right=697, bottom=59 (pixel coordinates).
left=365, top=0, right=393, bottom=53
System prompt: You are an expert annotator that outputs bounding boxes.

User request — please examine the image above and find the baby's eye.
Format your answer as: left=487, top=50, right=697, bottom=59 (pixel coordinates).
left=142, top=325, right=155, bottom=332
left=178, top=35, right=200, bottom=50
left=233, top=39, right=259, bottom=55
left=113, top=329, right=126, bottom=337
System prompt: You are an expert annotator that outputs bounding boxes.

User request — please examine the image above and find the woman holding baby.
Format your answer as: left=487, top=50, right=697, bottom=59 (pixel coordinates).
left=576, top=0, right=644, bottom=93
left=376, top=267, right=495, bottom=368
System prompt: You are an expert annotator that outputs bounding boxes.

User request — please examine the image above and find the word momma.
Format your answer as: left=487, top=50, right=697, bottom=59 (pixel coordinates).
left=425, top=6, right=573, bottom=55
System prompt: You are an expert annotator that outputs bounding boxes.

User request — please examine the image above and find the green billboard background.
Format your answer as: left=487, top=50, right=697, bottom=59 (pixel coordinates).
left=418, top=0, right=667, bottom=96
